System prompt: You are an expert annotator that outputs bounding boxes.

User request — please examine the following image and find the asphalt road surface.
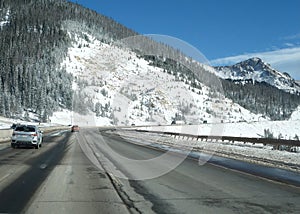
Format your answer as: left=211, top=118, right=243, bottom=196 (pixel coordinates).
left=0, top=128, right=299, bottom=214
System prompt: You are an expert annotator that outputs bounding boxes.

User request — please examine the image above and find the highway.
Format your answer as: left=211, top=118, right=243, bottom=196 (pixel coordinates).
left=0, top=128, right=299, bottom=213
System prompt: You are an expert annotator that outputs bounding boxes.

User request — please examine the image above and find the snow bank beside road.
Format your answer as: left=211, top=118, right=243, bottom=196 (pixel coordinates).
left=138, top=120, right=300, bottom=140
left=0, top=129, right=13, bottom=143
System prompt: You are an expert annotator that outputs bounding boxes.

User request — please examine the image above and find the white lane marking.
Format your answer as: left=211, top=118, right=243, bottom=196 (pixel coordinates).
left=0, top=172, right=13, bottom=183
left=49, top=130, right=69, bottom=137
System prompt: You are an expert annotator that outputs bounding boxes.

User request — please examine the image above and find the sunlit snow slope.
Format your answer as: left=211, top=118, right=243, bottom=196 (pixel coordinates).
left=55, top=32, right=265, bottom=126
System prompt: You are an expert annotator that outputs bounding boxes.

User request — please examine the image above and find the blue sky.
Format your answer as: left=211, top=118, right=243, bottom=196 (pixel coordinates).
left=70, top=0, right=300, bottom=79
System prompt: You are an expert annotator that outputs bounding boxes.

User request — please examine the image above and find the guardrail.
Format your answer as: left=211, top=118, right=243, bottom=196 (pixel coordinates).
left=134, top=129, right=300, bottom=151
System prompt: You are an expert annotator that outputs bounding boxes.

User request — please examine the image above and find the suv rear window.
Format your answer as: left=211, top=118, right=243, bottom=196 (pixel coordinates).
left=15, top=126, right=36, bottom=132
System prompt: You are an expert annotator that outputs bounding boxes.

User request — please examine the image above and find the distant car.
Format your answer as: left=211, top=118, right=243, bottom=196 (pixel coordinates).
left=11, top=125, right=43, bottom=149
left=71, top=125, right=80, bottom=132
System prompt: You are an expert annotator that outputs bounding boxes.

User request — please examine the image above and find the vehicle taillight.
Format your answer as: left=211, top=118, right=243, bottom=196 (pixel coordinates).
left=32, top=133, right=38, bottom=137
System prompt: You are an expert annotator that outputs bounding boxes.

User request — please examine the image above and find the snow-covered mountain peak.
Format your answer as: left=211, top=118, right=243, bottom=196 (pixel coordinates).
left=241, top=57, right=266, bottom=68
left=214, top=57, right=300, bottom=94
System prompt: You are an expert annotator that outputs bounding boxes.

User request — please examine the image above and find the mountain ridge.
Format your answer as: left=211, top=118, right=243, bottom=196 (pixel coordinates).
left=214, top=57, right=300, bottom=94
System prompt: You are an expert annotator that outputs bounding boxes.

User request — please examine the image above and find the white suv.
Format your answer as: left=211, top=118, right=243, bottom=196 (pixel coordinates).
left=11, top=125, right=43, bottom=149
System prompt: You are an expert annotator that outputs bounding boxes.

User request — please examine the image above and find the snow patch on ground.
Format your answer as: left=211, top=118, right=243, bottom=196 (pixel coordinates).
left=50, top=109, right=113, bottom=127
left=290, top=106, right=300, bottom=121
left=0, top=116, right=55, bottom=130
left=0, top=110, right=71, bottom=131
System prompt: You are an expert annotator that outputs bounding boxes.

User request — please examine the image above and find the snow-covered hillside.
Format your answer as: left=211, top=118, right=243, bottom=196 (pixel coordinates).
left=213, top=57, right=300, bottom=94
left=58, top=32, right=265, bottom=126
left=290, top=106, right=300, bottom=121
